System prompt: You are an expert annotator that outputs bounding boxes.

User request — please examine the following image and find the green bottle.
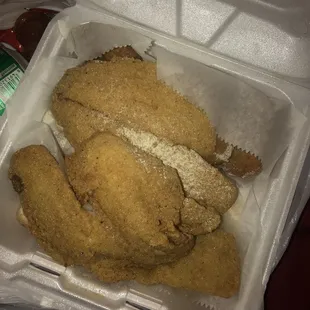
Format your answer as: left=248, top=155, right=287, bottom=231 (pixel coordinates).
left=0, top=45, right=27, bottom=116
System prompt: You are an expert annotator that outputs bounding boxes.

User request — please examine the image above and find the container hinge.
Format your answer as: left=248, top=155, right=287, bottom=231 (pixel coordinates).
left=30, top=253, right=66, bottom=277
left=126, top=291, right=165, bottom=310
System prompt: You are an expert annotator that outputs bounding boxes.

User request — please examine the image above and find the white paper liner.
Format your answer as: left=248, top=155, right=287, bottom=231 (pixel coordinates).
left=70, top=23, right=154, bottom=63
left=6, top=22, right=307, bottom=310
left=154, top=46, right=305, bottom=176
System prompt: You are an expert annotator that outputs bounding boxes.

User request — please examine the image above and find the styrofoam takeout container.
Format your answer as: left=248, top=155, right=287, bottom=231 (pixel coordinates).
left=1, top=1, right=310, bottom=310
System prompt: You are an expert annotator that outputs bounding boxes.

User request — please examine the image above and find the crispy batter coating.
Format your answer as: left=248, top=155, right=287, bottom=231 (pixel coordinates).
left=9, top=145, right=193, bottom=267
left=120, top=128, right=238, bottom=214
left=8, top=145, right=129, bottom=266
left=8, top=47, right=243, bottom=298
left=52, top=99, right=238, bottom=214
left=179, top=198, right=221, bottom=235
left=93, top=46, right=143, bottom=62
left=65, top=133, right=194, bottom=254
left=54, top=58, right=216, bottom=158
left=147, top=230, right=240, bottom=298
left=89, top=230, right=240, bottom=298
left=51, top=98, right=115, bottom=148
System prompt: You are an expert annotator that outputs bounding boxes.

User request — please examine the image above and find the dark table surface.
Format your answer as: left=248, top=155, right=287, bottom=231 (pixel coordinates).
left=265, top=197, right=310, bottom=309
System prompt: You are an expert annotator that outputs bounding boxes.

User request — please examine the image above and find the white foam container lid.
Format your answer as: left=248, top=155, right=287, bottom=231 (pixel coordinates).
left=1, top=1, right=310, bottom=309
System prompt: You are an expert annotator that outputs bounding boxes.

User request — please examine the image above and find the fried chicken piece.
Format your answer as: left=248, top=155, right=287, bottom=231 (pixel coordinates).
left=54, top=58, right=216, bottom=158
left=179, top=198, right=221, bottom=235
left=89, top=230, right=240, bottom=298
left=52, top=99, right=238, bottom=214
left=9, top=145, right=193, bottom=267
left=65, top=133, right=194, bottom=255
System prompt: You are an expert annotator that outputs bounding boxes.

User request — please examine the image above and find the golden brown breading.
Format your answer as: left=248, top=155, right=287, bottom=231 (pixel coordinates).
left=8, top=145, right=129, bottom=266
left=51, top=97, right=115, bottom=148
left=89, top=230, right=240, bottom=298
left=54, top=58, right=216, bottom=158
left=93, top=46, right=143, bottom=62
left=9, top=47, right=243, bottom=298
left=88, top=258, right=148, bottom=283
left=179, top=198, right=221, bottom=235
left=120, top=128, right=238, bottom=214
left=146, top=230, right=240, bottom=298
left=86, top=47, right=261, bottom=178
left=52, top=99, right=238, bottom=214
left=9, top=145, right=193, bottom=267
left=65, top=133, right=194, bottom=255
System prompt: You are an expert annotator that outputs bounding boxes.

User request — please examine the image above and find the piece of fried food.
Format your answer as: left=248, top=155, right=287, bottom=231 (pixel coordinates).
left=65, top=132, right=194, bottom=253
left=9, top=145, right=240, bottom=297
left=146, top=230, right=241, bottom=298
left=51, top=98, right=115, bottom=149
left=90, top=47, right=262, bottom=178
left=89, top=230, right=240, bottom=298
left=54, top=58, right=216, bottom=158
left=52, top=99, right=238, bottom=214
left=8, top=145, right=130, bottom=266
left=221, top=146, right=263, bottom=178
left=120, top=128, right=238, bottom=214
left=179, top=198, right=221, bottom=235
left=208, top=136, right=262, bottom=177
left=9, top=145, right=193, bottom=267
left=94, top=46, right=143, bottom=62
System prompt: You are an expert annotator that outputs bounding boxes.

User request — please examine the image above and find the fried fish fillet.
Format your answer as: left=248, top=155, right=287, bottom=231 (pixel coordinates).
left=65, top=133, right=194, bottom=252
left=51, top=97, right=114, bottom=148
left=89, top=230, right=240, bottom=298
left=9, top=145, right=239, bottom=298
left=52, top=99, right=238, bottom=214
left=179, top=198, right=221, bottom=235
left=9, top=145, right=193, bottom=267
left=71, top=47, right=261, bottom=179
left=8, top=145, right=129, bottom=266
left=54, top=58, right=216, bottom=158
